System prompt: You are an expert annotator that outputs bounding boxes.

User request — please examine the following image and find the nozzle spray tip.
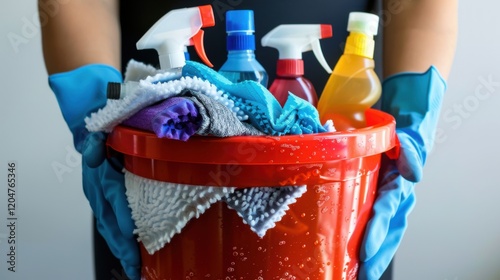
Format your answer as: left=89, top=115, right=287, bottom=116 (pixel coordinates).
left=320, top=24, right=333, bottom=38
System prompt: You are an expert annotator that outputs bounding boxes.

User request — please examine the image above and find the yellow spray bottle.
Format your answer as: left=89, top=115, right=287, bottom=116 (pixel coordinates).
left=317, top=12, right=380, bottom=131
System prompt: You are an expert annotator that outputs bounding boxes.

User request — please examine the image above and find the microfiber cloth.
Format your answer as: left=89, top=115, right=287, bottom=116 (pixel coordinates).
left=224, top=186, right=307, bottom=238
left=124, top=170, right=236, bottom=254
left=182, top=61, right=328, bottom=136
left=85, top=62, right=246, bottom=133
left=86, top=60, right=328, bottom=136
left=122, top=97, right=202, bottom=141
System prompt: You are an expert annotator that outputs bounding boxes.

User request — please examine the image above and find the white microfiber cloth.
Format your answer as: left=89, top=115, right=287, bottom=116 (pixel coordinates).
left=123, top=59, right=160, bottom=82
left=124, top=170, right=235, bottom=254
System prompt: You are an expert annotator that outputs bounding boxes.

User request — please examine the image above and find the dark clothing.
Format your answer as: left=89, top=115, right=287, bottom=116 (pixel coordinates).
left=93, top=1, right=391, bottom=279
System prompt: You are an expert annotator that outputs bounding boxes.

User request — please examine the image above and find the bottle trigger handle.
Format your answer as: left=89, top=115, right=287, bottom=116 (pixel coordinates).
left=311, top=40, right=332, bottom=74
left=191, top=30, right=213, bottom=68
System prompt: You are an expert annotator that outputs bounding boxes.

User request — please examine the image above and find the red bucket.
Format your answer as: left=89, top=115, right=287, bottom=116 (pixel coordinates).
left=107, top=109, right=398, bottom=280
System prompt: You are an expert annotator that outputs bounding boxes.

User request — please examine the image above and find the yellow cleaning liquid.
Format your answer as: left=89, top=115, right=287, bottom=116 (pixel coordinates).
left=317, top=13, right=380, bottom=131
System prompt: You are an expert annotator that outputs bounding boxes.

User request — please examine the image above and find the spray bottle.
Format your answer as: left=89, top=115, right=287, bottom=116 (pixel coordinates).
left=218, top=10, right=268, bottom=87
left=107, top=5, right=215, bottom=99
left=316, top=12, right=380, bottom=131
left=262, top=24, right=333, bottom=106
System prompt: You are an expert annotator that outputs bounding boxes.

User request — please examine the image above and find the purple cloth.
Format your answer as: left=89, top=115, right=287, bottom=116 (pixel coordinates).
left=122, top=97, right=201, bottom=141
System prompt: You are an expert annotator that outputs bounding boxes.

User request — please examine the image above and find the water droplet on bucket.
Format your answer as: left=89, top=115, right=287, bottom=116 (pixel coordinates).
left=279, top=241, right=286, bottom=245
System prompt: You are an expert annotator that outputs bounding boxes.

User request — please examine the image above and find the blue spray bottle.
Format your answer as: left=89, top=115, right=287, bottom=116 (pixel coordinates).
left=218, top=10, right=268, bottom=87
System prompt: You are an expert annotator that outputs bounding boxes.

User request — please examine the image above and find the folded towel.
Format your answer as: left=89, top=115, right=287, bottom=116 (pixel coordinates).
left=122, top=97, right=201, bottom=141
left=124, top=170, right=235, bottom=255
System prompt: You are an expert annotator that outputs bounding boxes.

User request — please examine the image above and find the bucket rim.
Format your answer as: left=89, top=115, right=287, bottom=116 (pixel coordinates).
left=107, top=109, right=397, bottom=165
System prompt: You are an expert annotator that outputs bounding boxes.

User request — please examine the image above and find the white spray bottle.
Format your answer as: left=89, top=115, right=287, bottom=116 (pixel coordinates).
left=107, top=5, right=215, bottom=99
left=261, top=24, right=332, bottom=106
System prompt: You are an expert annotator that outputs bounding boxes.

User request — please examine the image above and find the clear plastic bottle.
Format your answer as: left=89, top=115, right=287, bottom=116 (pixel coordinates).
left=317, top=12, right=381, bottom=131
left=219, top=10, right=268, bottom=87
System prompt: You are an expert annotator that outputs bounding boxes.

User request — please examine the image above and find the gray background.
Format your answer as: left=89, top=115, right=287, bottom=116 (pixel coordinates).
left=0, top=1, right=498, bottom=279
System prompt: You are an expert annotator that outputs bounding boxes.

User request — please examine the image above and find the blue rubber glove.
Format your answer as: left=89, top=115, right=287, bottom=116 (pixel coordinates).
left=49, top=65, right=140, bottom=280
left=358, top=66, right=446, bottom=280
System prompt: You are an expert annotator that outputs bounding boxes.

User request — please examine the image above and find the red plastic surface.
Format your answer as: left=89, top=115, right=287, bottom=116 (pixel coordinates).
left=107, top=109, right=397, bottom=280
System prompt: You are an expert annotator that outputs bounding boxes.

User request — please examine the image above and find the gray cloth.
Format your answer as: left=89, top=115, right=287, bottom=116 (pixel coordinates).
left=185, top=91, right=264, bottom=137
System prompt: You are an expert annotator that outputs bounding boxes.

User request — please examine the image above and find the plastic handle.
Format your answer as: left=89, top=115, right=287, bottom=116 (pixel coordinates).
left=261, top=24, right=332, bottom=73
left=311, top=39, right=332, bottom=73
left=191, top=30, right=213, bottom=67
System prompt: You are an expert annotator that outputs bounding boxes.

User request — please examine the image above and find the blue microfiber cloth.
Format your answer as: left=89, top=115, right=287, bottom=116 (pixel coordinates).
left=182, top=61, right=327, bottom=136
left=122, top=97, right=201, bottom=141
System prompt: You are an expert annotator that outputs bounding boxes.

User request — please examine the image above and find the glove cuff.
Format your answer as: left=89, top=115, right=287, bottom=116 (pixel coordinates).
left=381, top=66, right=447, bottom=170
left=49, top=64, right=123, bottom=152
left=381, top=66, right=446, bottom=125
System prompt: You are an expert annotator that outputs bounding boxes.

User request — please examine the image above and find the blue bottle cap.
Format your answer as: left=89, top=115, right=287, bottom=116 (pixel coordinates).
left=226, top=10, right=255, bottom=33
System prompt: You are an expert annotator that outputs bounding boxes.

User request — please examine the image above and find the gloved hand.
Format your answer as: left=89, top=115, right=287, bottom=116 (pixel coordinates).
left=358, top=66, right=447, bottom=280
left=49, top=65, right=140, bottom=280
